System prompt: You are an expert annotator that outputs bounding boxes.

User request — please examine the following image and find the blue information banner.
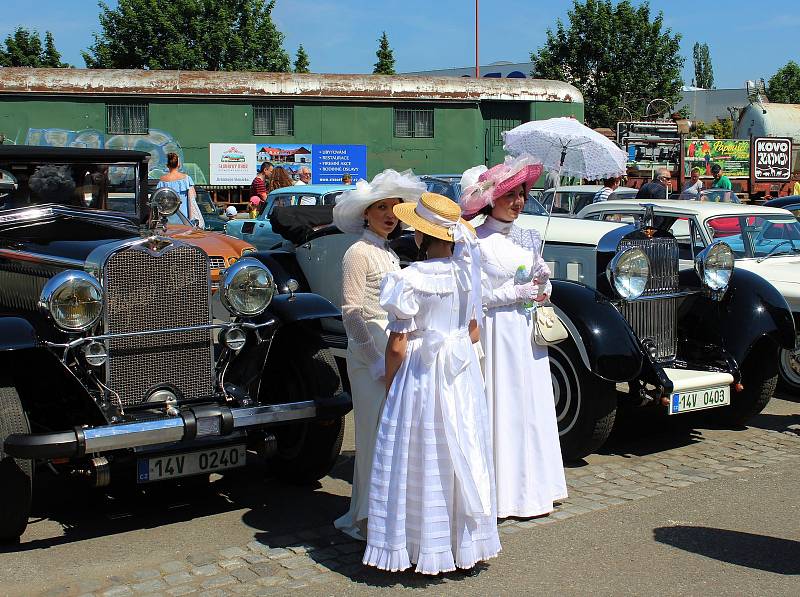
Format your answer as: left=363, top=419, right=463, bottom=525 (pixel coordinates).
left=312, top=144, right=367, bottom=184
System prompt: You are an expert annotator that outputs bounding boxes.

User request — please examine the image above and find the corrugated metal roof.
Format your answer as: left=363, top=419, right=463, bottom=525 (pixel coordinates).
left=0, top=67, right=583, bottom=104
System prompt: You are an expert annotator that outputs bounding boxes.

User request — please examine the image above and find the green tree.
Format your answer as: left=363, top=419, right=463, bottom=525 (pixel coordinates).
left=293, top=44, right=310, bottom=73
left=695, top=118, right=732, bottom=139
left=373, top=31, right=395, bottom=75
left=692, top=42, right=714, bottom=89
left=530, top=0, right=684, bottom=129
left=767, top=61, right=800, bottom=104
left=0, top=27, right=69, bottom=67
left=82, top=0, right=290, bottom=72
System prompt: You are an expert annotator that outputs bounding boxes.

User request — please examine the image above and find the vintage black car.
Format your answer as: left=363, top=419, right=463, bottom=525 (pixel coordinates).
left=257, top=203, right=796, bottom=462
left=0, top=146, right=350, bottom=541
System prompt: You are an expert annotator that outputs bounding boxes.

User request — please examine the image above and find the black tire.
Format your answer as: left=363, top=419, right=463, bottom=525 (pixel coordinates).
left=549, top=336, right=617, bottom=461
left=266, top=333, right=345, bottom=484
left=724, top=343, right=779, bottom=425
left=0, top=381, right=33, bottom=542
left=777, top=343, right=800, bottom=394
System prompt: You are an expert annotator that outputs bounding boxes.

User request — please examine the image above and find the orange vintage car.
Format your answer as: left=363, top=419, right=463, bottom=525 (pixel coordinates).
left=165, top=211, right=256, bottom=290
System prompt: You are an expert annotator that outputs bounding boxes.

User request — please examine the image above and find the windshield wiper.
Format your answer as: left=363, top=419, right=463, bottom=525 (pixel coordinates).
left=756, top=239, right=800, bottom=263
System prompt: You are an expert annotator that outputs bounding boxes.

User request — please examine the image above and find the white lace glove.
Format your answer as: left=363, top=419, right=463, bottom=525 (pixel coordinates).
left=368, top=357, right=386, bottom=381
left=514, top=280, right=541, bottom=302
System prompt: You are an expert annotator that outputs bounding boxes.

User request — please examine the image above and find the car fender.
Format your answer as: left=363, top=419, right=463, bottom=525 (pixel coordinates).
left=267, top=293, right=340, bottom=324
left=550, top=280, right=643, bottom=382
left=677, top=268, right=795, bottom=367
left=0, top=317, right=38, bottom=351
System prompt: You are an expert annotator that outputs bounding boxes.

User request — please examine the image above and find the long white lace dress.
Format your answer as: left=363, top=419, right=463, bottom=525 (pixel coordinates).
left=334, top=229, right=400, bottom=541
left=476, top=216, right=568, bottom=518
left=362, top=259, right=501, bottom=575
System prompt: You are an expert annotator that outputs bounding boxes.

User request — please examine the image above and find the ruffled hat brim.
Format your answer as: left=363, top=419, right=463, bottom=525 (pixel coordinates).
left=460, top=154, right=543, bottom=218
left=333, top=169, right=426, bottom=234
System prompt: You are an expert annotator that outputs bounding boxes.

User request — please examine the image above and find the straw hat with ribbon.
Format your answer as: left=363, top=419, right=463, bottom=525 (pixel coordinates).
left=393, top=192, right=483, bottom=326
left=459, top=153, right=543, bottom=219
left=333, top=169, right=426, bottom=234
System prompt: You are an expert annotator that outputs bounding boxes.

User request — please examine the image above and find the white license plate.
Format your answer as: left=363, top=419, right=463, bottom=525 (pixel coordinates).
left=137, top=445, right=246, bottom=483
left=669, top=385, right=730, bottom=415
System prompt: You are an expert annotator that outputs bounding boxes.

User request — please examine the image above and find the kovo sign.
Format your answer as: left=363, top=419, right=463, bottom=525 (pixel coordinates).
left=754, top=137, right=793, bottom=181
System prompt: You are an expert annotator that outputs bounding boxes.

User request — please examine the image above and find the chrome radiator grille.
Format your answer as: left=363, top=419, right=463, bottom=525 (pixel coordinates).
left=617, top=236, right=680, bottom=362
left=104, top=243, right=214, bottom=406
left=209, top=256, right=226, bottom=270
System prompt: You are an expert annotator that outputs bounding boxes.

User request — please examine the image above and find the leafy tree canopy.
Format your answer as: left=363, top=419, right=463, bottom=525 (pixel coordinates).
left=294, top=44, right=310, bottom=73
left=82, top=0, right=290, bottom=72
left=531, top=0, right=684, bottom=129
left=373, top=31, right=395, bottom=75
left=0, top=28, right=69, bottom=67
left=767, top=61, right=800, bottom=104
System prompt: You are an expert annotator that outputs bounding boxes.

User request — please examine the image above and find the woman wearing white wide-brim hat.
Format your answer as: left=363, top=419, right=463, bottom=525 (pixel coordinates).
left=332, top=169, right=426, bottom=541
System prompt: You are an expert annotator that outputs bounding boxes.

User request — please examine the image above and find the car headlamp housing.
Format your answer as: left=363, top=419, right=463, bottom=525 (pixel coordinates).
left=149, top=187, right=182, bottom=217
left=607, top=246, right=650, bottom=300
left=38, top=270, right=103, bottom=332
left=695, top=241, right=734, bottom=292
left=221, top=258, right=275, bottom=317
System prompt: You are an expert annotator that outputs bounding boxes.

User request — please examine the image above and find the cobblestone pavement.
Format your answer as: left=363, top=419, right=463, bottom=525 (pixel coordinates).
left=18, top=400, right=800, bottom=597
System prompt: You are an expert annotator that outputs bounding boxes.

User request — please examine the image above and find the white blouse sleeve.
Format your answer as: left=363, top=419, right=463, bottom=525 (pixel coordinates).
left=341, top=245, right=383, bottom=364
left=379, top=272, right=419, bottom=333
left=481, top=272, right=520, bottom=309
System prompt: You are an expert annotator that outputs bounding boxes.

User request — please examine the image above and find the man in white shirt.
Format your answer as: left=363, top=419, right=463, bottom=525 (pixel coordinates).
left=680, top=167, right=704, bottom=199
left=293, top=166, right=311, bottom=185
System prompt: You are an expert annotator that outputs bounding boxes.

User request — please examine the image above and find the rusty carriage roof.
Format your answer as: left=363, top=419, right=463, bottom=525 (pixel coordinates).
left=0, top=68, right=583, bottom=104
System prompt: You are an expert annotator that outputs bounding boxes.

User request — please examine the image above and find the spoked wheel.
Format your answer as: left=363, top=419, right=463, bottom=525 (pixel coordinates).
left=549, top=337, right=617, bottom=461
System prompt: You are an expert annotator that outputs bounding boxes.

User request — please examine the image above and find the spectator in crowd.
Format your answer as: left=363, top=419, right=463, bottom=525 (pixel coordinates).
left=544, top=169, right=560, bottom=190
left=157, top=152, right=204, bottom=228
left=224, top=205, right=238, bottom=220
left=269, top=166, right=293, bottom=193
left=636, top=168, right=672, bottom=199
left=342, top=173, right=352, bottom=185
left=251, top=162, right=272, bottom=202
left=593, top=176, right=620, bottom=203
left=680, top=167, right=704, bottom=199
left=711, top=164, right=732, bottom=190
left=294, top=166, right=312, bottom=186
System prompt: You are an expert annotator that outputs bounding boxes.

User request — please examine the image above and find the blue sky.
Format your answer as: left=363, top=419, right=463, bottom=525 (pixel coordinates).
left=2, top=0, right=797, bottom=88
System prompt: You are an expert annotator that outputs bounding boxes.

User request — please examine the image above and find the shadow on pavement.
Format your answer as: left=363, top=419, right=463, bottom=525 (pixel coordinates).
left=653, top=526, right=800, bottom=575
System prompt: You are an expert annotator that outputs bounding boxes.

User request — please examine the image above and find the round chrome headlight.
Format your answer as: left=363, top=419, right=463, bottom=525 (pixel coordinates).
left=221, top=258, right=275, bottom=317
left=39, top=271, right=103, bottom=332
left=696, top=241, right=734, bottom=291
left=607, top=247, right=650, bottom=300
left=150, top=187, right=182, bottom=217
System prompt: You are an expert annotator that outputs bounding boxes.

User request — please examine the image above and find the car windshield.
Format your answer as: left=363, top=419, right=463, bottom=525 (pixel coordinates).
left=262, top=191, right=343, bottom=219
left=705, top=214, right=800, bottom=259
left=541, top=190, right=596, bottom=215
left=194, top=189, right=219, bottom=215
left=166, top=210, right=192, bottom=226
left=0, top=162, right=139, bottom=213
left=697, top=189, right=740, bottom=203
left=523, top=195, right=547, bottom=215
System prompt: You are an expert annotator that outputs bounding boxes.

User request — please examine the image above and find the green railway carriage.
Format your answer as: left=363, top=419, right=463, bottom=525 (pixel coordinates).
left=0, top=68, right=582, bottom=192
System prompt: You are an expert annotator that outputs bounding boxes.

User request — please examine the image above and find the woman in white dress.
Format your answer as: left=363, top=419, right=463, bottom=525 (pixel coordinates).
left=363, top=192, right=500, bottom=575
left=332, top=169, right=426, bottom=541
left=460, top=155, right=568, bottom=519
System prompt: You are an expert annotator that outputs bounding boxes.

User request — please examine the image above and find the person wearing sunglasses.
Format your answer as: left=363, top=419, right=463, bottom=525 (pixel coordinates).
left=636, top=167, right=672, bottom=199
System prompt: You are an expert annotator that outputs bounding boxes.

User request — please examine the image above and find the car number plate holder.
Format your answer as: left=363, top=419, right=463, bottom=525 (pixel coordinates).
left=668, top=385, right=730, bottom=415
left=137, top=445, right=246, bottom=483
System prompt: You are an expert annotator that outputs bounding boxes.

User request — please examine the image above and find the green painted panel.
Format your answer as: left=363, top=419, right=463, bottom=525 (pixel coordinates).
left=0, top=95, right=580, bottom=184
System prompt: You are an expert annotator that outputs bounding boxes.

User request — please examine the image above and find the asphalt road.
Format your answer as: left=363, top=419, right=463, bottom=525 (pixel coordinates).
left=2, top=394, right=799, bottom=596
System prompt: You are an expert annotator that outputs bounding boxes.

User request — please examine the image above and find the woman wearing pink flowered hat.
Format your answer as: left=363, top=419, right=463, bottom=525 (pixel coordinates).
left=462, top=154, right=568, bottom=519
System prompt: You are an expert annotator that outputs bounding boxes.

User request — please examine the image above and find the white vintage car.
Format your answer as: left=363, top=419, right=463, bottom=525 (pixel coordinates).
left=261, top=203, right=794, bottom=460
left=575, top=199, right=800, bottom=392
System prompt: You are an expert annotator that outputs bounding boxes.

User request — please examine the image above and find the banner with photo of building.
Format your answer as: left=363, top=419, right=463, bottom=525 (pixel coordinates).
left=209, top=143, right=257, bottom=185
left=683, top=139, right=750, bottom=178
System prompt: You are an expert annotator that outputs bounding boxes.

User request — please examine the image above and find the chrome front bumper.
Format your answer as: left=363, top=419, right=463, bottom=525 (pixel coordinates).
left=4, top=395, right=351, bottom=459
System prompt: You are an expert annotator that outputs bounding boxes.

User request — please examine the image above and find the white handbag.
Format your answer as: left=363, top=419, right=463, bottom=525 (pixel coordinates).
left=533, top=305, right=568, bottom=346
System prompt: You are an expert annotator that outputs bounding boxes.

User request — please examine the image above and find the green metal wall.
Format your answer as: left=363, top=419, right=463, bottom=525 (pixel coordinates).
left=0, top=96, right=582, bottom=181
